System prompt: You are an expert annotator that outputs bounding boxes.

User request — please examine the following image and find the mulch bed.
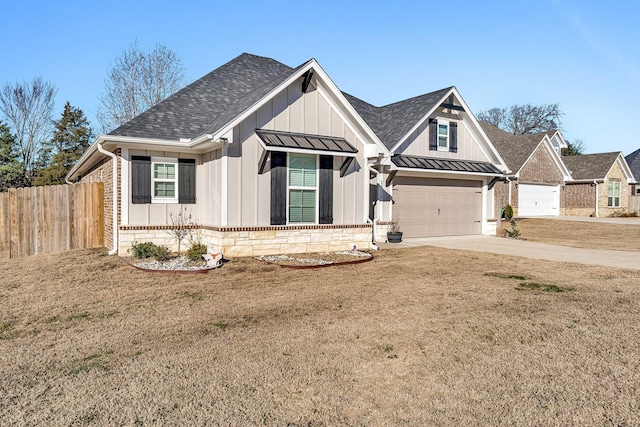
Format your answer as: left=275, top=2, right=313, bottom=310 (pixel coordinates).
left=255, top=250, right=374, bottom=268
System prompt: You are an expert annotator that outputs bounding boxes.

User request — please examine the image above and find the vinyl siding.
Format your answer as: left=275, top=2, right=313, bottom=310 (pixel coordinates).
left=395, top=115, right=489, bottom=162
left=226, top=76, right=367, bottom=226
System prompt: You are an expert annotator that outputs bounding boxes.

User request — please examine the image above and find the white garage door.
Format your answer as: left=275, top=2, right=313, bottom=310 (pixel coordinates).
left=393, top=177, right=483, bottom=238
left=518, top=184, right=560, bottom=216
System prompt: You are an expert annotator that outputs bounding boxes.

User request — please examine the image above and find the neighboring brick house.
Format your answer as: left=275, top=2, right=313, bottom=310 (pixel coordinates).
left=562, top=152, right=636, bottom=217
left=480, top=122, right=571, bottom=217
left=625, top=148, right=640, bottom=196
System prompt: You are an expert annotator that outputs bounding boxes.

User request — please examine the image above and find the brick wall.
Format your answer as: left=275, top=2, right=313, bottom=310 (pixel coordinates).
left=494, top=181, right=510, bottom=214
left=80, top=149, right=121, bottom=249
left=598, top=161, right=630, bottom=216
left=519, top=145, right=565, bottom=185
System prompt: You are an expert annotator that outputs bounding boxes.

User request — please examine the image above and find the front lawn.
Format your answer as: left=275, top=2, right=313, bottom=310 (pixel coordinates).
left=500, top=218, right=640, bottom=251
left=1, top=246, right=639, bottom=425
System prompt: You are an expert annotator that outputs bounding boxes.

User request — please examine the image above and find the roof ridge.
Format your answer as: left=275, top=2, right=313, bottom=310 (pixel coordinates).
left=201, top=59, right=312, bottom=136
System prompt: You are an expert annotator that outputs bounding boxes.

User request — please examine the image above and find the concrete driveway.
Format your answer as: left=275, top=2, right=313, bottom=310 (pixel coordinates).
left=382, top=235, right=640, bottom=271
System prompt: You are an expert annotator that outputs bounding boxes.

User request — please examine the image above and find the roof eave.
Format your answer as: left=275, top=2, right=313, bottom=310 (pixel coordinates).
left=208, top=59, right=389, bottom=156
left=67, top=133, right=222, bottom=181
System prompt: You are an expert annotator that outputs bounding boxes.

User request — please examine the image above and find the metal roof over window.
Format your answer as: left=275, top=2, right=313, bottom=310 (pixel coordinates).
left=256, top=129, right=358, bottom=155
left=392, top=154, right=502, bottom=175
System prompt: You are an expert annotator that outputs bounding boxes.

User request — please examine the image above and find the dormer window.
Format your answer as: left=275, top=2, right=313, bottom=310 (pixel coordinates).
left=429, top=118, right=458, bottom=153
left=438, top=122, right=449, bottom=150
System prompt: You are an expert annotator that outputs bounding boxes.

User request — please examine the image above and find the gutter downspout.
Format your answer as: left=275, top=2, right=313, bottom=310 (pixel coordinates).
left=506, top=177, right=512, bottom=206
left=367, top=165, right=383, bottom=249
left=594, top=180, right=599, bottom=218
left=97, top=141, right=118, bottom=255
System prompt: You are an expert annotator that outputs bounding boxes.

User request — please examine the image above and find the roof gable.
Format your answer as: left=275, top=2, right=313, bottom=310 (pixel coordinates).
left=108, top=53, right=295, bottom=140
left=562, top=152, right=627, bottom=181
left=625, top=148, right=640, bottom=181
left=480, top=122, right=546, bottom=174
left=480, top=122, right=564, bottom=176
left=343, top=88, right=452, bottom=150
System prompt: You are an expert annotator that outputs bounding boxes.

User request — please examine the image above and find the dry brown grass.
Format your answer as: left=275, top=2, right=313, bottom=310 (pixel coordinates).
left=500, top=218, right=640, bottom=251
left=1, top=246, right=640, bottom=426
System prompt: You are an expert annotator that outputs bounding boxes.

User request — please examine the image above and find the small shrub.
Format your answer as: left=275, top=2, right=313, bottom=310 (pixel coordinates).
left=131, top=242, right=157, bottom=259
left=501, top=219, right=521, bottom=239
left=153, top=245, right=172, bottom=261
left=186, top=243, right=208, bottom=262
left=503, top=204, right=513, bottom=220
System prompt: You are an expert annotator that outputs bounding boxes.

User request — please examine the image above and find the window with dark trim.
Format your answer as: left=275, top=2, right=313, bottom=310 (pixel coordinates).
left=429, top=118, right=458, bottom=153
left=131, top=156, right=196, bottom=204
left=270, top=152, right=334, bottom=225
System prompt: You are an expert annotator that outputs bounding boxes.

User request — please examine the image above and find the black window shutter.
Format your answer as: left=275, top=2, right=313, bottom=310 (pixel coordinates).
left=270, top=152, right=287, bottom=225
left=178, top=159, right=196, bottom=204
left=319, top=155, right=333, bottom=224
left=449, top=122, right=458, bottom=153
left=131, top=156, right=151, bottom=204
left=428, top=118, right=437, bottom=151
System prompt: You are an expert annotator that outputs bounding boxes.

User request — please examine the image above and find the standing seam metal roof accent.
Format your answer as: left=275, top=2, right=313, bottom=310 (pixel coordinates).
left=391, top=155, right=502, bottom=174
left=256, top=129, right=357, bottom=153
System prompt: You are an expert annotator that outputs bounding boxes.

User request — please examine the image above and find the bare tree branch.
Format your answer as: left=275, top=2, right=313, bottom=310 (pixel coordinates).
left=478, top=103, right=563, bottom=135
left=96, top=41, right=185, bottom=133
left=0, top=77, right=56, bottom=184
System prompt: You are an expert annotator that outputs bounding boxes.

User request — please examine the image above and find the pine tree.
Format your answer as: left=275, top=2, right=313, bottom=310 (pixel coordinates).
left=34, top=102, right=93, bottom=186
left=0, top=121, right=23, bottom=191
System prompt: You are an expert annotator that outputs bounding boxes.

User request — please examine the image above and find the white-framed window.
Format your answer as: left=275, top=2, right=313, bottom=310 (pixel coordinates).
left=288, top=153, right=317, bottom=223
left=152, top=157, right=178, bottom=203
left=608, top=181, right=621, bottom=207
left=437, top=120, right=449, bottom=150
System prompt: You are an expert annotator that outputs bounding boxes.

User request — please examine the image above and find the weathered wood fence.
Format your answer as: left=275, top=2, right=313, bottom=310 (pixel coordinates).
left=630, top=195, right=640, bottom=214
left=0, top=183, right=104, bottom=258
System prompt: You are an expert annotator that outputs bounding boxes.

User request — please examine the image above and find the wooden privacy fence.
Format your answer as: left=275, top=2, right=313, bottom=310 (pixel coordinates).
left=0, top=183, right=104, bottom=258
left=630, top=195, right=640, bottom=214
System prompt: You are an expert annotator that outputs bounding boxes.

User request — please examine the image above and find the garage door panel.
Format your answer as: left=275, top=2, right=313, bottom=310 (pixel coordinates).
left=393, top=177, right=483, bottom=238
left=518, top=184, right=559, bottom=216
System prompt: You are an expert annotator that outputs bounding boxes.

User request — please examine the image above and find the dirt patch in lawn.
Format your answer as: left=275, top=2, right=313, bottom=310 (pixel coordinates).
left=1, top=247, right=639, bottom=425
left=499, top=218, right=640, bottom=251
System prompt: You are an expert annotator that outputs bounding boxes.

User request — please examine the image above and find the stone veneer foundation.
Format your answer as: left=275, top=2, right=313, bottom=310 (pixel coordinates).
left=118, top=224, right=373, bottom=257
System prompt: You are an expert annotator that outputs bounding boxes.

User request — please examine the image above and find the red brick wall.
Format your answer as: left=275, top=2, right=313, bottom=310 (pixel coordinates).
left=80, top=149, right=121, bottom=249
left=519, top=145, right=564, bottom=185
left=561, top=183, right=596, bottom=216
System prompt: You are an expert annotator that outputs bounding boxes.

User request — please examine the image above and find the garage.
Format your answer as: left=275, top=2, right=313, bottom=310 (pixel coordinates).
left=393, top=177, right=483, bottom=238
left=518, top=183, right=560, bottom=216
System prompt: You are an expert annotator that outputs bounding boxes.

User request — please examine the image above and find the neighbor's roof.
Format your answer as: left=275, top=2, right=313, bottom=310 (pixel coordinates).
left=479, top=122, right=548, bottom=173
left=109, top=53, right=298, bottom=140
left=561, top=152, right=621, bottom=180
left=343, top=87, right=453, bottom=150
left=625, top=148, right=640, bottom=181
left=392, top=154, right=502, bottom=175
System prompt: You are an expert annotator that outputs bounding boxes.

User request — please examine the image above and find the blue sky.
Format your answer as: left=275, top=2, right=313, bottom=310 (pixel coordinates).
left=1, top=0, right=639, bottom=155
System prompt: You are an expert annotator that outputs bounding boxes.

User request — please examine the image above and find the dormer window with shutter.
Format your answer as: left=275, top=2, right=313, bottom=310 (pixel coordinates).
left=429, top=118, right=458, bottom=153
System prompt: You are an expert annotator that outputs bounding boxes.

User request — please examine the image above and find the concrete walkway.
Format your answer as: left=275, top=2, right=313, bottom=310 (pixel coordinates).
left=380, top=235, right=640, bottom=271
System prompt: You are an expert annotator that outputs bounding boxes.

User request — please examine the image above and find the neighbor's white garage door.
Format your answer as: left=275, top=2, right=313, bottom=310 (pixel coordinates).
left=393, top=177, right=483, bottom=238
left=518, top=184, right=560, bottom=216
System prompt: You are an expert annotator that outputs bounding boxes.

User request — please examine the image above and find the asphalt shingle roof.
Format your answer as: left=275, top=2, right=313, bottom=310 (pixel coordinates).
left=109, top=53, right=296, bottom=140
left=107, top=52, right=454, bottom=153
left=562, top=152, right=621, bottom=180
left=479, top=122, right=547, bottom=173
left=343, top=87, right=453, bottom=150
left=625, top=149, right=640, bottom=181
